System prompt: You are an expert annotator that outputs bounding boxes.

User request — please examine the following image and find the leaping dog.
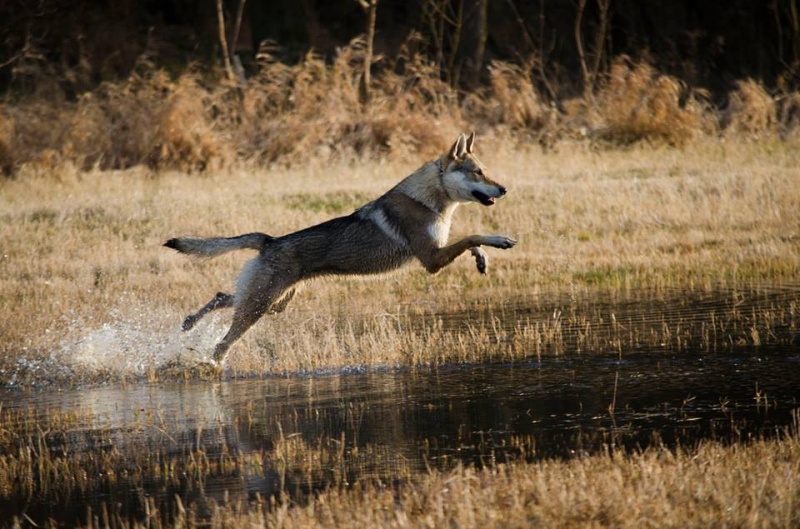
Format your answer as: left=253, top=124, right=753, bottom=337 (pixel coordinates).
left=165, top=132, right=517, bottom=364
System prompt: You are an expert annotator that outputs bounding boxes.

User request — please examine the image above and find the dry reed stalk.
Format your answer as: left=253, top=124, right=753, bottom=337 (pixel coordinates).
left=36, top=430, right=795, bottom=528
left=1, top=401, right=797, bottom=528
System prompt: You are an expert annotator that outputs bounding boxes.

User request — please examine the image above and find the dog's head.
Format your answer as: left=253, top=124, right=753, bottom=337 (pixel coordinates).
left=441, top=132, right=507, bottom=206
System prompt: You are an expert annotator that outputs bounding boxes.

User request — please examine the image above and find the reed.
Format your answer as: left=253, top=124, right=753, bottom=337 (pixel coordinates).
left=1, top=405, right=798, bottom=528
left=261, top=431, right=800, bottom=529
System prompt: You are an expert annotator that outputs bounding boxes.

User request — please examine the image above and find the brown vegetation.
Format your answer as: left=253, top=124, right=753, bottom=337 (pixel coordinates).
left=249, top=432, right=800, bottom=529
left=589, top=57, right=713, bottom=146
left=1, top=43, right=799, bottom=175
left=1, top=405, right=798, bottom=528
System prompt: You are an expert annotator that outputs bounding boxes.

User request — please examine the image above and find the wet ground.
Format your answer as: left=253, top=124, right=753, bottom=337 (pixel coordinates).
left=0, top=284, right=798, bottom=526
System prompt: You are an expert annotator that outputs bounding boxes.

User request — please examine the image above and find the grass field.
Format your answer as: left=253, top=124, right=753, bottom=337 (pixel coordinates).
left=1, top=136, right=799, bottom=527
left=0, top=137, right=798, bottom=383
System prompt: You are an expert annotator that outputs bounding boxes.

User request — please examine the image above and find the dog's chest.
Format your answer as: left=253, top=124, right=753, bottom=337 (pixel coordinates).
left=426, top=218, right=451, bottom=247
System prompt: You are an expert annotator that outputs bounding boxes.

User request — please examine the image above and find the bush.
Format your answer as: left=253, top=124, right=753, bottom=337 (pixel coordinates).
left=591, top=57, right=713, bottom=146
left=2, top=46, right=800, bottom=175
left=722, top=79, right=777, bottom=140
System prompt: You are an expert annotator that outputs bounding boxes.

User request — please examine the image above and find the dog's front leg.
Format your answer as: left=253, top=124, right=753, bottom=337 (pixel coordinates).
left=417, top=235, right=516, bottom=274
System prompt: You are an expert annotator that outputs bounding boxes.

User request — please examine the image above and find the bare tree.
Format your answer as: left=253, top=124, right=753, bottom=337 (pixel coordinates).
left=591, top=0, right=611, bottom=91
left=575, top=0, right=611, bottom=98
left=231, top=0, right=248, bottom=82
left=216, top=0, right=248, bottom=83
left=216, top=0, right=235, bottom=81
left=422, top=0, right=463, bottom=87
left=455, top=0, right=488, bottom=88
left=357, top=0, right=379, bottom=105
left=504, top=0, right=560, bottom=108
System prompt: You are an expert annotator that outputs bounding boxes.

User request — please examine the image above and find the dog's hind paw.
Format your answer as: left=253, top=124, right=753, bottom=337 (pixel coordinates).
left=159, top=353, right=223, bottom=380
left=181, top=315, right=198, bottom=332
left=191, top=360, right=224, bottom=379
left=470, top=247, right=489, bottom=274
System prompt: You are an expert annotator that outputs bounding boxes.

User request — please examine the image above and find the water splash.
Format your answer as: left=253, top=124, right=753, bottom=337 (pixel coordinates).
left=3, top=301, right=227, bottom=385
left=57, top=309, right=224, bottom=380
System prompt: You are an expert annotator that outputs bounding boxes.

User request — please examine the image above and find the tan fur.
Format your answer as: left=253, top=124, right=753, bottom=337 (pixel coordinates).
left=164, top=132, right=516, bottom=364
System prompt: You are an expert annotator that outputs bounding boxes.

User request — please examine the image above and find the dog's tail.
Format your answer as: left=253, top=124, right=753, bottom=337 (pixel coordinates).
left=164, top=232, right=274, bottom=258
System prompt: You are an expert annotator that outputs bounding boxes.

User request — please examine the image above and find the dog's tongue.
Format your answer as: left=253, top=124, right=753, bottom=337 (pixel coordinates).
left=472, top=190, right=496, bottom=206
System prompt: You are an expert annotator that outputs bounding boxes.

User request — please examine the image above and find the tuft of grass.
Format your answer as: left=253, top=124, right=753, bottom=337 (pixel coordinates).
left=466, top=61, right=553, bottom=131
left=259, top=433, right=800, bottom=529
left=590, top=56, right=714, bottom=146
left=722, top=79, right=777, bottom=140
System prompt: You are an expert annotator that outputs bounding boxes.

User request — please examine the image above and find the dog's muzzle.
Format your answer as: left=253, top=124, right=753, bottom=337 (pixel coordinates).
left=472, top=186, right=506, bottom=206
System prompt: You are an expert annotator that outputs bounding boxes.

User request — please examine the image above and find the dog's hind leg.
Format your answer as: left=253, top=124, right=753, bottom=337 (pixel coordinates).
left=182, top=292, right=235, bottom=331
left=212, top=292, right=279, bottom=364
left=267, top=287, right=296, bottom=314
left=212, top=266, right=294, bottom=364
left=211, top=288, right=296, bottom=364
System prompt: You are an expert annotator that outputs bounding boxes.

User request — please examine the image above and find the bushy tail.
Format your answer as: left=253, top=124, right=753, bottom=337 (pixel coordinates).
left=164, top=232, right=274, bottom=258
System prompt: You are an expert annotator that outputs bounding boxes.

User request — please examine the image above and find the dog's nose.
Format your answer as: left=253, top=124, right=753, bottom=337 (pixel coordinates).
left=498, top=185, right=507, bottom=196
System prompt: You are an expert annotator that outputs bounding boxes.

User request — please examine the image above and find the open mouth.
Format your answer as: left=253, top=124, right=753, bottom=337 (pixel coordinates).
left=472, top=190, right=496, bottom=206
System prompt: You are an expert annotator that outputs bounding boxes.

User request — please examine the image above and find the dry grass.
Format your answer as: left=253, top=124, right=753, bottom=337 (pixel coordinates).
left=2, top=51, right=800, bottom=175
left=2, top=46, right=799, bottom=529
left=1, top=404, right=798, bottom=528
left=587, top=57, right=714, bottom=146
left=0, top=139, right=798, bottom=383
left=723, top=79, right=778, bottom=140
left=254, top=432, right=800, bottom=529
left=466, top=61, right=553, bottom=131
left=0, top=39, right=462, bottom=173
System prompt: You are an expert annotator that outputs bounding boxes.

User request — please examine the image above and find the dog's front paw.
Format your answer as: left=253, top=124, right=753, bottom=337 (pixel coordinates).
left=470, top=247, right=489, bottom=274
left=484, top=235, right=517, bottom=249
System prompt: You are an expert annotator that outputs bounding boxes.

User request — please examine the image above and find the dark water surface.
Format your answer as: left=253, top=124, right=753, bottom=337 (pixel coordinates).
left=0, top=285, right=799, bottom=526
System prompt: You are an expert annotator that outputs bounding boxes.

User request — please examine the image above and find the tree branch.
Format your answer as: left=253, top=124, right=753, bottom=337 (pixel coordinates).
left=357, top=0, right=379, bottom=105
left=216, top=0, right=235, bottom=82
left=575, top=0, right=590, bottom=97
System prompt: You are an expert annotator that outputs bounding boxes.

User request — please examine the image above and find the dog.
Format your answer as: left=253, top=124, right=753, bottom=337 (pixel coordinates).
left=165, top=132, right=516, bottom=364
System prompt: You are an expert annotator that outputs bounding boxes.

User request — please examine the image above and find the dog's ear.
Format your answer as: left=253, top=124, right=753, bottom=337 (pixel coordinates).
left=466, top=131, right=476, bottom=153
left=449, top=133, right=468, bottom=160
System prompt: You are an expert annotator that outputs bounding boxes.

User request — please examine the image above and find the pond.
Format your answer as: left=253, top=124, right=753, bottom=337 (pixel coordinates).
left=0, top=284, right=798, bottom=526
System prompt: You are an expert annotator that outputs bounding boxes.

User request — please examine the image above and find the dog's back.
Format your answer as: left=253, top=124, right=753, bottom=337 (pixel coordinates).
left=270, top=212, right=414, bottom=278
